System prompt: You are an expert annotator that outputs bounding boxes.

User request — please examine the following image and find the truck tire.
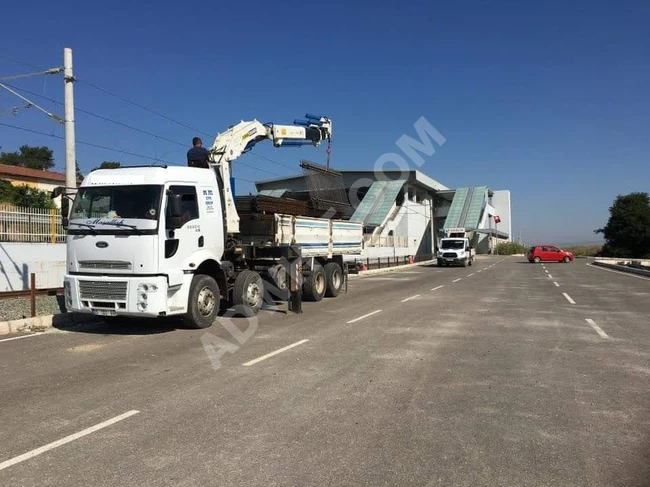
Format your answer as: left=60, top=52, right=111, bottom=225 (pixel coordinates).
left=184, top=274, right=220, bottom=329
left=437, top=259, right=443, bottom=267
left=324, top=262, right=343, bottom=297
left=468, top=257, right=473, bottom=266
left=233, top=270, right=265, bottom=317
left=303, top=263, right=326, bottom=302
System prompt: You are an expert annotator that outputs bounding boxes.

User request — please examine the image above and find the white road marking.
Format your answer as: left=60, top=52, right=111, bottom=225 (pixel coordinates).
left=395, top=272, right=422, bottom=275
left=0, top=410, right=140, bottom=472
left=553, top=282, right=560, bottom=287
left=545, top=269, right=549, bottom=273
left=477, top=270, right=482, bottom=273
left=0, top=334, right=38, bottom=343
left=562, top=293, right=576, bottom=304
left=586, top=319, right=609, bottom=338
left=453, top=278, right=462, bottom=283
left=401, top=294, right=421, bottom=303
left=468, top=273, right=475, bottom=277
left=548, top=274, right=553, bottom=279
left=243, top=339, right=310, bottom=366
left=346, top=309, right=383, bottom=324
left=430, top=285, right=444, bottom=291
left=586, top=263, right=650, bottom=280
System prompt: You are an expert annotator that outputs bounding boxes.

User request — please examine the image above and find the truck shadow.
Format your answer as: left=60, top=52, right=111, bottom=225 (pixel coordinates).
left=52, top=303, right=287, bottom=336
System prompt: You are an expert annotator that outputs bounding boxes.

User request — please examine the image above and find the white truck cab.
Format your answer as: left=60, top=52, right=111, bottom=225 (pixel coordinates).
left=62, top=166, right=225, bottom=322
left=437, top=231, right=475, bottom=267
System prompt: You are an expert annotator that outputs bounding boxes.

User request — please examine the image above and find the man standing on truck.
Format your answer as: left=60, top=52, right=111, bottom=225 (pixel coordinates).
left=187, top=137, right=210, bottom=168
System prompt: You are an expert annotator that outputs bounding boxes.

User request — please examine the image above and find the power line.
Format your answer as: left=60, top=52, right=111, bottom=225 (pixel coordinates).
left=0, top=121, right=263, bottom=185
left=0, top=67, right=62, bottom=81
left=248, top=150, right=299, bottom=172
left=0, top=121, right=178, bottom=165
left=0, top=55, right=45, bottom=71
left=1, top=83, right=301, bottom=176
left=76, top=77, right=213, bottom=138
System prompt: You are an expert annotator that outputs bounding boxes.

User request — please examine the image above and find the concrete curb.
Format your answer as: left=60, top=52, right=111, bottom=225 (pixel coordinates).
left=0, top=313, right=97, bottom=337
left=591, top=260, right=650, bottom=278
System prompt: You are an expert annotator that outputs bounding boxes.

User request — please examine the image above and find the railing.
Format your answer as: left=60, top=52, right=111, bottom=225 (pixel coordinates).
left=363, top=234, right=409, bottom=248
left=347, top=253, right=435, bottom=273
left=0, top=204, right=66, bottom=243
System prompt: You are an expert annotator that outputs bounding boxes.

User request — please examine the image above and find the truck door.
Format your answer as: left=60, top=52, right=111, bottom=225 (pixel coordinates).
left=163, top=185, right=201, bottom=271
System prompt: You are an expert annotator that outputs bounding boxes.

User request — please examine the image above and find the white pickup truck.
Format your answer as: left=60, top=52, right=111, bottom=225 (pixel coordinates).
left=437, top=237, right=475, bottom=267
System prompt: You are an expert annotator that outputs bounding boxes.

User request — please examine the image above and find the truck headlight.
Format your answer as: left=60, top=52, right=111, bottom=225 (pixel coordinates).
left=64, top=281, right=72, bottom=307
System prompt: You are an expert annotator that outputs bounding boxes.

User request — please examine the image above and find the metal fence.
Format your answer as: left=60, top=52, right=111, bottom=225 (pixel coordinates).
left=363, top=234, right=409, bottom=248
left=347, top=253, right=435, bottom=273
left=0, top=205, right=66, bottom=243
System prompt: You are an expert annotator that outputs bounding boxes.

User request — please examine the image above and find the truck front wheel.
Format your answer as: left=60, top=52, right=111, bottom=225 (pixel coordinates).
left=303, top=263, right=326, bottom=301
left=185, top=274, right=220, bottom=329
left=233, top=270, right=265, bottom=317
left=324, top=262, right=343, bottom=297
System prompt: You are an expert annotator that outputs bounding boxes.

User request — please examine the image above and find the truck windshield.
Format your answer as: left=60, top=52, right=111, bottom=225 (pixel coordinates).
left=70, top=185, right=163, bottom=231
left=441, top=239, right=465, bottom=249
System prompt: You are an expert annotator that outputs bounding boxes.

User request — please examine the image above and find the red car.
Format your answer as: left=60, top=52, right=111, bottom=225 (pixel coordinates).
left=527, top=245, right=574, bottom=263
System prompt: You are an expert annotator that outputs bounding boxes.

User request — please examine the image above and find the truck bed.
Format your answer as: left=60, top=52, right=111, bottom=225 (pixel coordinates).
left=239, top=213, right=363, bottom=258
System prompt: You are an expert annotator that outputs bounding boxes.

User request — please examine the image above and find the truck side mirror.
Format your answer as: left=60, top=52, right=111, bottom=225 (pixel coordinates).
left=167, top=194, right=183, bottom=229
left=61, top=197, right=69, bottom=230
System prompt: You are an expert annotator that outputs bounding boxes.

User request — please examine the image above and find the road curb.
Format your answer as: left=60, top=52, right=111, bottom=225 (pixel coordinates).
left=0, top=313, right=97, bottom=337
left=591, top=260, right=650, bottom=278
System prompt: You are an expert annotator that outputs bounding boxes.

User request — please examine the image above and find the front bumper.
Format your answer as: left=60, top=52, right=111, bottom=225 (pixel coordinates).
left=64, top=275, right=170, bottom=318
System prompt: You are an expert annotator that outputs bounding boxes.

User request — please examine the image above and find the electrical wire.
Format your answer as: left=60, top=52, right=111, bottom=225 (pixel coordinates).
left=76, top=77, right=213, bottom=138
left=0, top=55, right=45, bottom=71
left=2, top=82, right=305, bottom=177
left=0, top=68, right=62, bottom=81
left=0, top=121, right=263, bottom=185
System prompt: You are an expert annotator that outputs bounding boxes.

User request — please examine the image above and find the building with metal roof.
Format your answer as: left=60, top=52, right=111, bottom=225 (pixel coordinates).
left=254, top=168, right=511, bottom=257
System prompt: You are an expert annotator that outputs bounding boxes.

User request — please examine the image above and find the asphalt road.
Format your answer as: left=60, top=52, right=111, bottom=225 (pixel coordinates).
left=1, top=256, right=649, bottom=486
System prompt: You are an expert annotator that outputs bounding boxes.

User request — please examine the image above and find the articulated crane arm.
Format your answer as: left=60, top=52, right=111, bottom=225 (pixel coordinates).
left=207, top=113, right=332, bottom=235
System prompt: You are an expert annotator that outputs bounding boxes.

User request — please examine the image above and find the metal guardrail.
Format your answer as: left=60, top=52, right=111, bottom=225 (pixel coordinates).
left=348, top=253, right=434, bottom=273
left=0, top=272, right=62, bottom=318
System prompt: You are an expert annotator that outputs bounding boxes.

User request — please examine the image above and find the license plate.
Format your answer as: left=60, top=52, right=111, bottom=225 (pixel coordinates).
left=91, top=309, right=117, bottom=316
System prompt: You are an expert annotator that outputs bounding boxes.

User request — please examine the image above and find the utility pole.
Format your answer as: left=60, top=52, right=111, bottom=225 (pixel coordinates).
left=63, top=47, right=76, bottom=198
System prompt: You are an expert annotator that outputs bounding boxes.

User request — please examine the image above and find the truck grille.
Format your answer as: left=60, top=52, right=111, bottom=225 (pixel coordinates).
left=79, top=281, right=127, bottom=301
left=442, top=252, right=458, bottom=258
left=79, top=260, right=132, bottom=270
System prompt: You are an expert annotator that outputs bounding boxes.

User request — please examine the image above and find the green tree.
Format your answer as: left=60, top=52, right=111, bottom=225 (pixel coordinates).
left=92, top=161, right=121, bottom=171
left=0, top=180, right=14, bottom=204
left=76, top=162, right=84, bottom=182
left=8, top=184, right=55, bottom=209
left=595, top=192, right=650, bottom=258
left=0, top=145, right=55, bottom=170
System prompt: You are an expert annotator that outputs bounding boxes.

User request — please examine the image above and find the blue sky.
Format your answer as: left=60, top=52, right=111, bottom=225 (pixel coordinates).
left=1, top=0, right=648, bottom=244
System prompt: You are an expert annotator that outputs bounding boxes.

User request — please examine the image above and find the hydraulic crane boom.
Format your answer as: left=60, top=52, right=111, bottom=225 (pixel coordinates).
left=207, top=113, right=332, bottom=235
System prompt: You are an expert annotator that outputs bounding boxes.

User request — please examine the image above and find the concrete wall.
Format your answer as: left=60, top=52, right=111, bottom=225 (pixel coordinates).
left=491, top=190, right=512, bottom=240
left=0, top=243, right=66, bottom=291
left=391, top=199, right=432, bottom=255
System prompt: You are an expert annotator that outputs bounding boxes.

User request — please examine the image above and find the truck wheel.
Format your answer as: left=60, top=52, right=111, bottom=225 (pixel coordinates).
left=324, top=262, right=343, bottom=297
left=303, top=263, right=326, bottom=302
left=461, top=259, right=467, bottom=267
left=468, top=258, right=473, bottom=266
left=437, top=259, right=443, bottom=267
left=185, top=274, right=220, bottom=329
left=233, top=270, right=264, bottom=317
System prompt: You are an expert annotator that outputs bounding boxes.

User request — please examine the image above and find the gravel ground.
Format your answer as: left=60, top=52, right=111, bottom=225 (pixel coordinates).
left=0, top=295, right=65, bottom=322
